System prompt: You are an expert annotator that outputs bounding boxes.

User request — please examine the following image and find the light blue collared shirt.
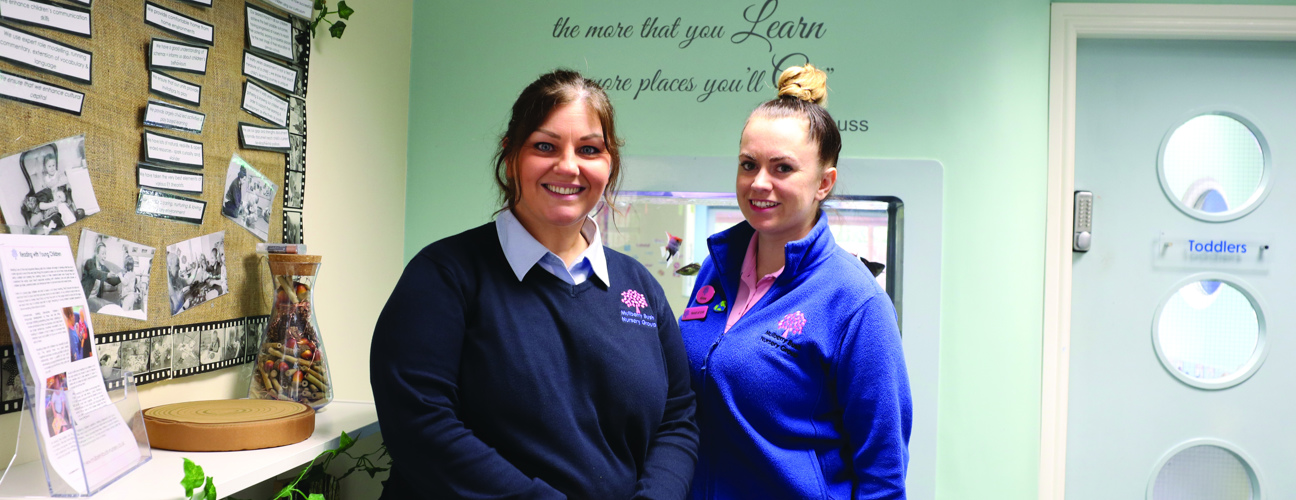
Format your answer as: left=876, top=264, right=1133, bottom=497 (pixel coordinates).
left=495, top=209, right=609, bottom=287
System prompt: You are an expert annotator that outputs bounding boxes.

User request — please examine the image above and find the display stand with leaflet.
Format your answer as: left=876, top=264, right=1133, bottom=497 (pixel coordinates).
left=0, top=229, right=153, bottom=497
left=0, top=369, right=150, bottom=497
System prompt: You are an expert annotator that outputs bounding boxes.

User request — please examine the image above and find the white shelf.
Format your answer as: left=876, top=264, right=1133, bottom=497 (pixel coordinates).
left=0, top=401, right=379, bottom=500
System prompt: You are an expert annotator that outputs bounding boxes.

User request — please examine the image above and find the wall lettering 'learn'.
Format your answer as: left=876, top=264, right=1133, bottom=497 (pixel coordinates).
left=730, top=0, right=827, bottom=52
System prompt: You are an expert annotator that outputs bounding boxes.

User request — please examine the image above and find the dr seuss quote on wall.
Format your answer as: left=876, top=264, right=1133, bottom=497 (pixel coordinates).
left=550, top=0, right=868, bottom=131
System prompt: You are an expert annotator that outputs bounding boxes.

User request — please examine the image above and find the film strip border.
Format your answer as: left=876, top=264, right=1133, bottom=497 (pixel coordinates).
left=282, top=18, right=309, bottom=244
left=171, top=316, right=259, bottom=378
left=1, top=343, right=21, bottom=414
left=0, top=315, right=270, bottom=414
left=95, top=325, right=173, bottom=391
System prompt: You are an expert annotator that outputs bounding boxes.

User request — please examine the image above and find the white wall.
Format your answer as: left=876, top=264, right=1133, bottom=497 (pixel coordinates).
left=301, top=0, right=412, bottom=405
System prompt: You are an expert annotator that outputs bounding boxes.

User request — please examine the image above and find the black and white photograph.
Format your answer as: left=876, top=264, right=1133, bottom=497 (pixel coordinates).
left=221, top=156, right=277, bottom=241
left=166, top=231, right=228, bottom=315
left=288, top=134, right=306, bottom=172
left=118, top=337, right=151, bottom=375
left=244, top=316, right=265, bottom=358
left=1, top=355, right=21, bottom=402
left=149, top=334, right=172, bottom=372
left=288, top=94, right=306, bottom=135
left=0, top=362, right=18, bottom=413
left=96, top=341, right=120, bottom=371
left=0, top=135, right=100, bottom=234
left=199, top=324, right=222, bottom=365
left=222, top=324, right=243, bottom=361
left=172, top=328, right=200, bottom=371
left=283, top=210, right=302, bottom=244
left=284, top=170, right=303, bottom=209
left=76, top=229, right=157, bottom=320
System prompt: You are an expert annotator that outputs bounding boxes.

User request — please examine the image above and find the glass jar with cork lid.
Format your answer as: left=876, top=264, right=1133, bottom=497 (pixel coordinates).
left=249, top=254, right=332, bottom=409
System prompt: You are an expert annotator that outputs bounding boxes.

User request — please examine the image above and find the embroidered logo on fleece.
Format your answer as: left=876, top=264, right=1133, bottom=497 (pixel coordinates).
left=760, top=311, right=807, bottom=357
left=778, top=311, right=807, bottom=338
left=620, top=289, right=657, bottom=328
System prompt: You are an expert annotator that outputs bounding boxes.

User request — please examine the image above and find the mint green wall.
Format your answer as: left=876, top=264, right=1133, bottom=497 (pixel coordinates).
left=1057, top=0, right=1296, bottom=3
left=406, top=1, right=1048, bottom=498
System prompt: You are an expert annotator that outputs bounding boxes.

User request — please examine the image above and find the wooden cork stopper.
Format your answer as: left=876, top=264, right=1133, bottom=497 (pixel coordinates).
left=143, top=399, right=315, bottom=451
left=267, top=254, right=322, bottom=276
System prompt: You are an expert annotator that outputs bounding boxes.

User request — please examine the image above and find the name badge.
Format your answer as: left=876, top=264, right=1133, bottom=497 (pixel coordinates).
left=681, top=306, right=708, bottom=321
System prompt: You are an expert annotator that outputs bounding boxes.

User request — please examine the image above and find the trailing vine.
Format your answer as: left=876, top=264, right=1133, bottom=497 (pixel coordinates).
left=180, top=431, right=389, bottom=500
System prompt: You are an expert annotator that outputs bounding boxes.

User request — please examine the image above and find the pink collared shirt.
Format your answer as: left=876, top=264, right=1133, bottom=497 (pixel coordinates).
left=725, top=233, right=783, bottom=332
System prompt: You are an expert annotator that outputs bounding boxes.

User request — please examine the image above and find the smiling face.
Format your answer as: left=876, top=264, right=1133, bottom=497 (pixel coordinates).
left=508, top=100, right=611, bottom=237
left=737, top=116, right=837, bottom=244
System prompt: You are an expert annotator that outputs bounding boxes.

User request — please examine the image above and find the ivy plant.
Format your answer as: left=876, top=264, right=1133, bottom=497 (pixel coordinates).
left=181, top=431, right=388, bottom=500
left=180, top=458, right=218, bottom=500
left=310, top=0, right=355, bottom=39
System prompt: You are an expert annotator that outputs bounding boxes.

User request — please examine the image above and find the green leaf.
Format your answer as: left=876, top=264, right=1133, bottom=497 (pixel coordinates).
left=337, top=431, right=355, bottom=453
left=337, top=1, right=353, bottom=19
left=181, top=459, right=206, bottom=497
left=328, top=20, right=347, bottom=38
left=313, top=0, right=326, bottom=11
left=307, top=495, right=326, bottom=500
left=203, top=477, right=217, bottom=500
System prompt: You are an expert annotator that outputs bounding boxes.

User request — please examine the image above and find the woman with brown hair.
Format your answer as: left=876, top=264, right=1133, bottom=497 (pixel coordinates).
left=679, top=65, right=912, bottom=499
left=371, top=69, right=698, bottom=499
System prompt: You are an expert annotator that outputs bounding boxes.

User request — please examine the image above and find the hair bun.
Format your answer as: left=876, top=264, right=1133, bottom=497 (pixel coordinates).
left=776, top=64, right=828, bottom=106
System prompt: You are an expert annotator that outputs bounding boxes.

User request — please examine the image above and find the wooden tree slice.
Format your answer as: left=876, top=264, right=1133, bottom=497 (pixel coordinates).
left=143, top=399, right=315, bottom=451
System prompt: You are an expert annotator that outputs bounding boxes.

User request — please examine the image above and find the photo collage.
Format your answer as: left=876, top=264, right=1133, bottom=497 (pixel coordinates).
left=0, top=4, right=312, bottom=419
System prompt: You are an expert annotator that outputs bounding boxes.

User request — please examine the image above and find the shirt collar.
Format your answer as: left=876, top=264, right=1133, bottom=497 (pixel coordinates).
left=495, top=209, right=609, bottom=285
left=740, top=232, right=783, bottom=285
left=708, top=210, right=831, bottom=289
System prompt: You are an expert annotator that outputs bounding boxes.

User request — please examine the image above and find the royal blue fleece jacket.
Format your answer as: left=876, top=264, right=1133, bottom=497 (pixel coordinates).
left=371, top=222, right=698, bottom=500
left=680, top=213, right=912, bottom=500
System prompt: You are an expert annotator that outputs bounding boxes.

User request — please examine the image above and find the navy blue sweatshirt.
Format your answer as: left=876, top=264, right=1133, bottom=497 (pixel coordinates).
left=371, top=222, right=699, bottom=499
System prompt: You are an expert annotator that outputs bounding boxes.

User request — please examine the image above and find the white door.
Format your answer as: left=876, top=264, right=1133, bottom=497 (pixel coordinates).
left=1067, top=38, right=1295, bottom=498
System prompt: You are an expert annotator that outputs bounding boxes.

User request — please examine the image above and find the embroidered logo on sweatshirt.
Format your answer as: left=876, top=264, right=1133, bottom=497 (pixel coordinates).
left=620, top=288, right=657, bottom=328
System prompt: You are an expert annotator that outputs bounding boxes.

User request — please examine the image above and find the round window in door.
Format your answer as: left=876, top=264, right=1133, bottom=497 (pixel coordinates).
left=1158, top=113, right=1271, bottom=222
left=1147, top=439, right=1262, bottom=500
left=1152, top=274, right=1267, bottom=390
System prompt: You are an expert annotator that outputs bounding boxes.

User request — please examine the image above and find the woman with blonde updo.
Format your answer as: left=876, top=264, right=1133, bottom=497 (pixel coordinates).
left=679, top=65, right=911, bottom=499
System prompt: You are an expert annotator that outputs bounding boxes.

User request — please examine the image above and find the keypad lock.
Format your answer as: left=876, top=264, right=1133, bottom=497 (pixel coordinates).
left=1074, top=191, right=1093, bottom=252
